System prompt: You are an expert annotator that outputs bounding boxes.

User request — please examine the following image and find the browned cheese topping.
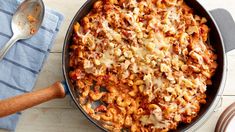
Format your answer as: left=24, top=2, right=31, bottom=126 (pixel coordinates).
left=69, top=0, right=217, bottom=131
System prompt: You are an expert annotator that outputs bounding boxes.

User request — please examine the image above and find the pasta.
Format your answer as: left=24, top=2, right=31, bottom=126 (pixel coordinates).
left=69, top=0, right=217, bottom=131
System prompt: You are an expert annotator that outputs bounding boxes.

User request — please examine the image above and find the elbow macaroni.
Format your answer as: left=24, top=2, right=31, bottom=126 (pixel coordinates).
left=69, top=0, right=218, bottom=131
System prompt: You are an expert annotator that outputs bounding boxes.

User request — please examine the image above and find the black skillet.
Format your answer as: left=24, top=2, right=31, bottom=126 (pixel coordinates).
left=1, top=0, right=235, bottom=131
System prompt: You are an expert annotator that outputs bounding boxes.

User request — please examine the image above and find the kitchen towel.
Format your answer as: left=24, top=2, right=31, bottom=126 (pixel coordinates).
left=0, top=0, right=63, bottom=131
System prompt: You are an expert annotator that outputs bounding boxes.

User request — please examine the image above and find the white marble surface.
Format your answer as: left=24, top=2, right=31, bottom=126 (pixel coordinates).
left=1, top=0, right=235, bottom=132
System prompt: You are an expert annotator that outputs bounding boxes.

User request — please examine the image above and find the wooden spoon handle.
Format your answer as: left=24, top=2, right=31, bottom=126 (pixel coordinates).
left=0, top=82, right=66, bottom=117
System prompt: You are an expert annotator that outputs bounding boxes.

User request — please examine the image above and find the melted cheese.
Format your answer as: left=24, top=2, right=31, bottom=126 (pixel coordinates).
left=140, top=108, right=170, bottom=129
left=76, top=31, right=91, bottom=44
left=102, top=20, right=122, bottom=42
left=70, top=0, right=217, bottom=130
left=98, top=49, right=115, bottom=68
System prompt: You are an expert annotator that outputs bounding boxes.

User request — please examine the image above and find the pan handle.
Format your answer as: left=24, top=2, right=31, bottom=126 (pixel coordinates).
left=0, top=81, right=67, bottom=118
left=210, top=9, right=235, bottom=53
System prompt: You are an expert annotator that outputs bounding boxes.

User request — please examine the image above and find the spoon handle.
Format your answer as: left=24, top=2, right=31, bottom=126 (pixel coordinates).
left=0, top=35, right=18, bottom=61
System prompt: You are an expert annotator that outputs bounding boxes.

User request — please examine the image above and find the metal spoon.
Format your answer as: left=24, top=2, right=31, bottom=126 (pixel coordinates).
left=0, top=0, right=45, bottom=61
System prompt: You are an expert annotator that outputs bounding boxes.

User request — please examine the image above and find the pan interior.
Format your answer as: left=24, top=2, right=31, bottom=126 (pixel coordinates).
left=63, top=0, right=109, bottom=131
left=63, top=0, right=225, bottom=131
left=176, top=0, right=225, bottom=131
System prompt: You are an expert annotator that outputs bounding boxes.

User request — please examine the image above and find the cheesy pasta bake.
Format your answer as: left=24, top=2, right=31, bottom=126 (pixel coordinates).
left=69, top=0, right=218, bottom=131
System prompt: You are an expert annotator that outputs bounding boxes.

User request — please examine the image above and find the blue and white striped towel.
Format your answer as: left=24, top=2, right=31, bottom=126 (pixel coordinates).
left=0, top=0, right=64, bottom=131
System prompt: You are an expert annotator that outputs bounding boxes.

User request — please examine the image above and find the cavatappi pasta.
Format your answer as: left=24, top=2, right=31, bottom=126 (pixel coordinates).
left=69, top=0, right=217, bottom=131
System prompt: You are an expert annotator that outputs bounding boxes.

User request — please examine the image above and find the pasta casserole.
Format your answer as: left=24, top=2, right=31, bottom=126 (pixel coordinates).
left=69, top=0, right=218, bottom=131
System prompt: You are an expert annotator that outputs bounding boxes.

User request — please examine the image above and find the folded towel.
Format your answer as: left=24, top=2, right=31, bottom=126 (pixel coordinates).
left=0, top=0, right=64, bottom=131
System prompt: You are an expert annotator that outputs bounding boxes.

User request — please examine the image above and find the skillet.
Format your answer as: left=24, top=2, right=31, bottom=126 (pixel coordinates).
left=1, top=0, right=235, bottom=131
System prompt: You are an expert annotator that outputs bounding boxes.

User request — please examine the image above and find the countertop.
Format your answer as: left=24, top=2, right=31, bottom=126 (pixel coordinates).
left=1, top=0, right=235, bottom=132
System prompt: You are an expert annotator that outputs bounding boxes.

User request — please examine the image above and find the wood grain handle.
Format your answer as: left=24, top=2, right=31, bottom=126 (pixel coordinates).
left=0, top=82, right=66, bottom=118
